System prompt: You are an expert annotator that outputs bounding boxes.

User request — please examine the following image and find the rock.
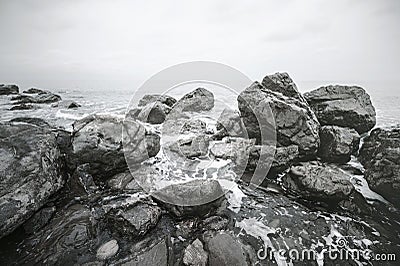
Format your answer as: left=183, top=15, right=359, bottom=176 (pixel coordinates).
left=67, top=102, right=81, bottom=109
left=69, top=164, right=98, bottom=196
left=23, top=88, right=46, bottom=94
left=174, top=88, right=214, bottom=112
left=71, top=114, right=159, bottom=180
left=215, top=108, right=247, bottom=138
left=359, top=127, right=400, bottom=206
left=318, top=125, right=360, bottom=163
left=238, top=81, right=320, bottom=159
left=206, top=233, right=247, bottom=266
left=152, top=179, right=225, bottom=218
left=180, top=119, right=207, bottom=134
left=0, top=84, right=19, bottom=95
left=12, top=91, right=61, bottom=104
left=107, top=171, right=141, bottom=191
left=262, top=72, right=306, bottom=102
left=118, top=239, right=168, bottom=266
left=282, top=161, right=354, bottom=202
left=167, top=135, right=210, bottom=159
left=136, top=101, right=171, bottom=124
left=304, top=85, right=376, bottom=134
left=0, top=122, right=65, bottom=238
left=22, top=206, right=56, bottom=235
left=96, top=239, right=119, bottom=260
left=9, top=117, right=50, bottom=127
left=138, top=94, right=177, bottom=108
left=106, top=202, right=161, bottom=238
left=183, top=239, right=208, bottom=266
left=9, top=103, right=36, bottom=110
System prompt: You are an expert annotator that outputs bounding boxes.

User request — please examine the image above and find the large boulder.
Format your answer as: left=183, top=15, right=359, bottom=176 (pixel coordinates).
left=23, top=88, right=46, bottom=94
left=238, top=81, right=320, bottom=159
left=12, top=91, right=61, bottom=104
left=262, top=72, right=306, bottom=102
left=0, top=84, right=19, bottom=95
left=138, top=94, right=177, bottom=107
left=0, top=122, right=66, bottom=238
left=166, top=135, right=210, bottom=159
left=318, top=125, right=360, bottom=163
left=304, top=85, right=376, bottom=134
left=135, top=101, right=171, bottom=124
left=206, top=233, right=248, bottom=266
left=174, top=88, right=214, bottom=112
left=70, top=114, right=160, bottom=180
left=215, top=108, right=247, bottom=139
left=282, top=161, right=354, bottom=202
left=152, top=179, right=225, bottom=218
left=359, top=127, right=400, bottom=206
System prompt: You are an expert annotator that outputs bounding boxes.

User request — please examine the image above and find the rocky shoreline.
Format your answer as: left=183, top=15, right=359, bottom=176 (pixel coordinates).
left=0, top=74, right=399, bottom=265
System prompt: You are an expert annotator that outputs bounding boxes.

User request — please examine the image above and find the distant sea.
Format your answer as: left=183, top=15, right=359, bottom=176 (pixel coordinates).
left=1, top=80, right=399, bottom=131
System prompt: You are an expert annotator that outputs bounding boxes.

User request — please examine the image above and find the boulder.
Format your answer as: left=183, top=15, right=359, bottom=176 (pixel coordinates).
left=0, top=84, right=19, bottom=95
left=318, top=125, right=360, bottom=163
left=0, top=122, right=66, bottom=238
left=180, top=119, right=207, bottom=134
left=262, top=72, right=306, bottom=102
left=67, top=102, right=81, bottom=109
left=304, top=85, right=376, bottom=134
left=136, top=101, right=171, bottom=124
left=183, top=239, right=208, bottom=266
left=166, top=135, right=210, bottom=159
left=238, top=81, right=319, bottom=159
left=359, top=127, right=400, bottom=206
left=206, top=233, right=248, bottom=266
left=138, top=94, right=177, bottom=107
left=12, top=91, right=61, bottom=104
left=71, top=114, right=159, bottom=180
left=23, top=88, right=46, bottom=94
left=69, top=164, right=98, bottom=196
left=116, top=239, right=169, bottom=266
left=106, top=202, right=161, bottom=238
left=152, top=179, right=225, bottom=218
left=215, top=108, right=247, bottom=138
left=9, top=117, right=50, bottom=127
left=174, top=88, right=214, bottom=112
left=9, top=103, right=36, bottom=111
left=282, top=161, right=354, bottom=202
left=107, top=171, right=141, bottom=191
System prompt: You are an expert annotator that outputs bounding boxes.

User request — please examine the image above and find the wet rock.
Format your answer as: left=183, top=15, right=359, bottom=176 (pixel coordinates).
left=9, top=117, right=50, bottom=127
left=183, top=239, right=208, bottom=266
left=167, top=135, right=210, bottom=159
left=180, top=119, right=207, bottom=134
left=136, top=101, right=171, bottom=124
left=0, top=84, right=19, bottom=95
left=359, top=127, right=400, bottom=206
left=107, top=171, right=141, bottom=191
left=215, top=108, right=247, bottom=138
left=69, top=164, right=98, bottom=196
left=318, top=125, right=360, bottom=163
left=152, top=179, right=225, bottom=218
left=71, top=114, right=159, bottom=180
left=23, top=88, right=46, bottom=94
left=96, top=239, right=119, bottom=260
left=206, top=233, right=248, bottom=266
left=238, top=81, right=319, bottom=159
left=117, top=238, right=169, bottom=266
left=9, top=103, right=36, bottom=110
left=304, top=85, right=376, bottom=134
left=138, top=94, right=177, bottom=108
left=262, top=72, right=306, bottom=102
left=12, top=91, right=61, bottom=104
left=174, top=88, right=214, bottom=112
left=0, top=122, right=65, bottom=238
left=68, top=101, right=81, bottom=109
left=282, top=161, right=354, bottom=202
left=22, top=206, right=56, bottom=235
left=106, top=202, right=161, bottom=238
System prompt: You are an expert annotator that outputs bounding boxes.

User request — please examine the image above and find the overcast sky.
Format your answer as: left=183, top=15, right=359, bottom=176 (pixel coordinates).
left=0, top=0, right=399, bottom=91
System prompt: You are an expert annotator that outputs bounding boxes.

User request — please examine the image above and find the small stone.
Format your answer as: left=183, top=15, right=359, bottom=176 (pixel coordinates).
left=96, top=239, right=119, bottom=260
left=183, top=239, right=208, bottom=266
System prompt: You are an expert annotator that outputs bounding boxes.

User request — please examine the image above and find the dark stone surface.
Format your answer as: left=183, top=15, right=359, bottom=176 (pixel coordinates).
left=206, top=233, right=248, bottom=266
left=0, top=84, right=19, bottom=95
left=138, top=94, right=177, bottom=108
left=174, top=88, right=214, bottom=112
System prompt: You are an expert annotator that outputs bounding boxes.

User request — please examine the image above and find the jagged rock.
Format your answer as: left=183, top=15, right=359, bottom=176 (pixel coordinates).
left=22, top=206, right=56, bottom=235
left=282, top=161, right=354, bottom=202
left=238, top=81, right=319, bottom=159
left=152, top=179, right=225, bottom=218
left=69, top=164, right=98, bottom=196
left=138, top=94, right=177, bottom=108
left=117, top=239, right=169, bottom=266
left=0, top=122, right=66, bottom=238
left=318, top=125, right=360, bottom=163
left=215, top=108, right=247, bottom=138
left=23, top=88, right=46, bottom=94
left=166, top=135, right=210, bottom=159
left=0, top=84, right=19, bottom=95
left=304, top=85, right=376, bottom=134
left=68, top=102, right=81, bottom=109
left=71, top=114, right=159, bottom=180
left=262, top=72, right=306, bottom=102
left=183, top=239, right=208, bottom=266
left=174, top=88, right=214, bottom=112
left=96, top=240, right=119, bottom=260
left=359, top=127, right=400, bottom=206
left=136, top=101, right=171, bottom=124
left=12, top=91, right=61, bottom=104
left=9, top=103, right=36, bottom=110
left=180, top=119, right=207, bottom=134
left=107, top=171, right=141, bottom=191
left=206, top=233, right=248, bottom=266
left=106, top=202, right=161, bottom=238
